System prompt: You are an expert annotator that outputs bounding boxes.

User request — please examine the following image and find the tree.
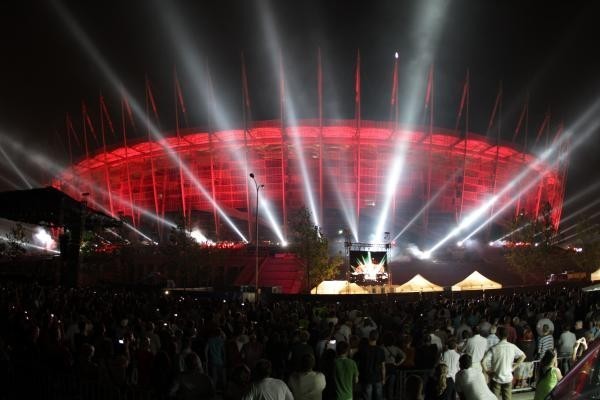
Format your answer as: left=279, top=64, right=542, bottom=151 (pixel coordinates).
left=504, top=206, right=562, bottom=282
left=162, top=217, right=205, bottom=287
left=571, top=217, right=600, bottom=276
left=0, top=223, right=28, bottom=259
left=289, top=207, right=342, bottom=292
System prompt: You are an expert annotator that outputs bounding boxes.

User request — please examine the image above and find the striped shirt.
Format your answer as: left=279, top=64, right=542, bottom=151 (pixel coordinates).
left=537, top=334, right=554, bottom=358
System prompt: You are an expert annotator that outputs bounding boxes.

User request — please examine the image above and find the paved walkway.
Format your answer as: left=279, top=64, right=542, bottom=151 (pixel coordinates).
left=514, top=390, right=535, bottom=399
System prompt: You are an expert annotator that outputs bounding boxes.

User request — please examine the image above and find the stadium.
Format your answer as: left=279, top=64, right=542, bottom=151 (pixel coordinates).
left=54, top=117, right=566, bottom=249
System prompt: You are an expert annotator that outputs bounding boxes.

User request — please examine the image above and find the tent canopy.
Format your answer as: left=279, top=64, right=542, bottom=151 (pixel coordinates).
left=451, top=270, right=502, bottom=291
left=591, top=268, right=600, bottom=282
left=311, top=280, right=369, bottom=295
left=395, top=274, right=443, bottom=293
left=583, top=283, right=600, bottom=292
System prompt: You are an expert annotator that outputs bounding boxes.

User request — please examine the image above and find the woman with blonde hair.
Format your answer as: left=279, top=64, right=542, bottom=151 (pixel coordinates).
left=424, top=363, right=455, bottom=400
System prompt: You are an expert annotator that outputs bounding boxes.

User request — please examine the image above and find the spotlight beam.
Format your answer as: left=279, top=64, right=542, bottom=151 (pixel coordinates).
left=555, top=214, right=600, bottom=245
left=374, top=0, right=449, bottom=239
left=255, top=1, right=320, bottom=227
left=0, top=143, right=35, bottom=188
left=393, top=170, right=459, bottom=242
left=456, top=102, right=600, bottom=248
left=0, top=236, right=60, bottom=254
left=491, top=179, right=600, bottom=243
left=51, top=1, right=248, bottom=243
left=0, top=133, right=177, bottom=241
left=428, top=98, right=600, bottom=256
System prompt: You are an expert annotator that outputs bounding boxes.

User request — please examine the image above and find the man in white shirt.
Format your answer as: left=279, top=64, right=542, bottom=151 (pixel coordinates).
left=244, top=359, right=293, bottom=400
left=462, top=328, right=488, bottom=372
left=455, top=354, right=496, bottom=400
left=287, top=353, right=326, bottom=400
left=430, top=328, right=443, bottom=353
left=441, top=340, right=461, bottom=381
left=337, top=319, right=352, bottom=343
left=481, top=327, right=526, bottom=400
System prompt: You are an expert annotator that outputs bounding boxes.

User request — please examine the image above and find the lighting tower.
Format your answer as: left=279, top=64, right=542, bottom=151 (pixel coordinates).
left=249, top=173, right=264, bottom=303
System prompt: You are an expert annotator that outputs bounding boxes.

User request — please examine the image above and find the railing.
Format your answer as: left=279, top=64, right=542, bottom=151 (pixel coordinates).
left=389, top=356, right=572, bottom=399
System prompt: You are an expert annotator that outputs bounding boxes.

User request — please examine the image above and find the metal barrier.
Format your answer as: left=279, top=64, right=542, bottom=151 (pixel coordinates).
left=391, top=357, right=572, bottom=399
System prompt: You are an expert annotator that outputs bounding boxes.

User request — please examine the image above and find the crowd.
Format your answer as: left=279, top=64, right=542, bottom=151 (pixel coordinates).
left=0, top=281, right=599, bottom=400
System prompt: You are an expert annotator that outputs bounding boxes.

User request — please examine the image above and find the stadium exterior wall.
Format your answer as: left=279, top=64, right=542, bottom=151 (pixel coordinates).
left=55, top=119, right=565, bottom=242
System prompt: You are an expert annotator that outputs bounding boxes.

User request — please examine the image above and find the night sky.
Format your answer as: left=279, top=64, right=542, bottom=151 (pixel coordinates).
left=0, top=0, right=599, bottom=229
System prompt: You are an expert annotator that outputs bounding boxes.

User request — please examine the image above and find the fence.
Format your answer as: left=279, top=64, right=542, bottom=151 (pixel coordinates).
left=6, top=356, right=573, bottom=400
left=390, top=356, right=572, bottom=399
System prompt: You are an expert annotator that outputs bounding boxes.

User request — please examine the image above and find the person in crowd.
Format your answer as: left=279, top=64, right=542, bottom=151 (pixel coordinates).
left=289, top=330, right=314, bottom=374
left=486, top=325, right=500, bottom=349
left=534, top=350, right=563, bottom=400
left=244, top=359, right=293, bottom=400
left=456, top=330, right=470, bottom=353
left=536, top=314, right=555, bottom=337
left=334, top=341, right=358, bottom=400
left=265, top=331, right=288, bottom=379
left=514, top=324, right=535, bottom=389
left=440, top=339, right=460, bottom=381
left=462, top=326, right=487, bottom=373
left=400, top=334, right=416, bottom=369
left=357, top=317, right=378, bottom=339
left=206, top=327, right=227, bottom=390
left=404, top=374, right=424, bottom=400
left=355, top=330, right=386, bottom=400
left=503, top=316, right=518, bottom=344
left=429, top=326, right=443, bottom=353
left=482, top=326, right=526, bottom=400
left=424, top=363, right=455, bottom=400
left=381, top=331, right=405, bottom=400
left=557, top=323, right=576, bottom=373
left=170, top=352, right=215, bottom=400
left=177, top=336, right=196, bottom=373
left=337, top=320, right=352, bottom=344
left=224, top=364, right=251, bottom=400
left=455, top=318, right=472, bottom=340
left=574, top=320, right=586, bottom=339
left=288, top=353, right=326, bottom=400
left=415, top=333, right=438, bottom=370
left=537, top=324, right=555, bottom=359
left=2, top=281, right=600, bottom=400
left=319, top=348, right=337, bottom=400
left=572, top=336, right=589, bottom=362
left=241, top=333, right=264, bottom=370
left=75, top=343, right=99, bottom=381
left=454, top=354, right=496, bottom=400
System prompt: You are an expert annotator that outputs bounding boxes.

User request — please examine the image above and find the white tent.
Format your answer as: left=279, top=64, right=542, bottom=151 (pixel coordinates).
left=394, top=274, right=443, bottom=293
left=311, top=280, right=369, bottom=295
left=451, top=271, right=502, bottom=291
left=583, top=283, right=600, bottom=292
left=591, top=268, right=600, bottom=282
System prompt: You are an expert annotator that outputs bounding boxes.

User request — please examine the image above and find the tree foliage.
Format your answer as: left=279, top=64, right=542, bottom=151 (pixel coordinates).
left=289, top=207, right=342, bottom=291
left=571, top=217, right=600, bottom=275
left=504, top=204, right=563, bottom=281
left=0, top=223, right=28, bottom=259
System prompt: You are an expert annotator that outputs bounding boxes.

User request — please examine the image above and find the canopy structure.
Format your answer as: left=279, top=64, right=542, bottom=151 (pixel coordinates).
left=451, top=271, right=502, bottom=291
left=311, top=280, right=369, bottom=295
left=394, top=274, right=443, bottom=293
left=583, top=283, right=600, bottom=292
left=591, top=268, right=600, bottom=282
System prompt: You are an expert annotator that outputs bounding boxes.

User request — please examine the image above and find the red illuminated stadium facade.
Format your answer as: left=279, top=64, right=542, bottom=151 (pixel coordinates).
left=55, top=118, right=566, bottom=244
